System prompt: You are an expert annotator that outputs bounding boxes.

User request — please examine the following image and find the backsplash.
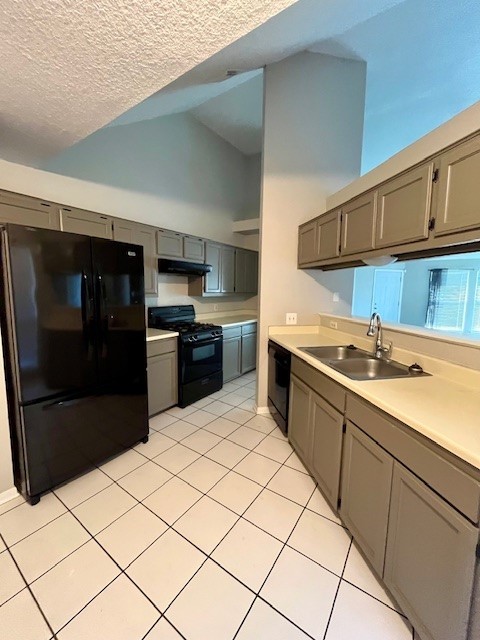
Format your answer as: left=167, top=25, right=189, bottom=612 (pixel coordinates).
left=146, top=274, right=258, bottom=314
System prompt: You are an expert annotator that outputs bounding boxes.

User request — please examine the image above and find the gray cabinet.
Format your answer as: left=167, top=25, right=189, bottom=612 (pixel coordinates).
left=0, top=191, right=60, bottom=229
left=341, top=192, right=376, bottom=255
left=221, top=246, right=235, bottom=294
left=113, top=220, right=158, bottom=295
left=340, top=421, right=394, bottom=575
left=310, top=391, right=344, bottom=510
left=317, top=211, right=341, bottom=261
left=223, top=331, right=242, bottom=382
left=147, top=339, right=178, bottom=416
left=157, top=229, right=184, bottom=258
left=288, top=375, right=312, bottom=466
left=204, top=242, right=222, bottom=293
left=235, top=249, right=258, bottom=294
left=298, top=220, right=318, bottom=265
left=434, top=134, right=480, bottom=237
left=375, top=162, right=433, bottom=249
left=384, top=463, right=478, bottom=640
left=241, top=332, right=257, bottom=373
left=183, top=235, right=205, bottom=262
left=60, top=207, right=113, bottom=239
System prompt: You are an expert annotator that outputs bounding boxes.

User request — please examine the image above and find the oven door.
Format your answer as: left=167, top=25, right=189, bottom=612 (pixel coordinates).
left=180, top=337, right=223, bottom=384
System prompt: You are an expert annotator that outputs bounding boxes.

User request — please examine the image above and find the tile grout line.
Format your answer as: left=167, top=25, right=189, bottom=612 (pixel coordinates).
left=0, top=531, right=58, bottom=639
left=321, top=538, right=354, bottom=640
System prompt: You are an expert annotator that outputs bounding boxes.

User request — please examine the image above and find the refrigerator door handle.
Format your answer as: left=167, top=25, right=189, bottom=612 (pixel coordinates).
left=96, top=272, right=108, bottom=359
left=81, top=271, right=94, bottom=359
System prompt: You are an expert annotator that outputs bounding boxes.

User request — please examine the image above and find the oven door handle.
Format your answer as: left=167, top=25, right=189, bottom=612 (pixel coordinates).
left=191, top=336, right=223, bottom=344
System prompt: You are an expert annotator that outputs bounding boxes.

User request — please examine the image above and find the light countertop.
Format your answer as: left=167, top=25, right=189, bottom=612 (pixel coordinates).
left=211, top=315, right=257, bottom=328
left=269, top=329, right=480, bottom=472
left=146, top=328, right=179, bottom=342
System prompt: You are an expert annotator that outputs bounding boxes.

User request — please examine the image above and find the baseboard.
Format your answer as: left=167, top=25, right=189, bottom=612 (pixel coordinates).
left=0, top=487, right=20, bottom=506
left=256, top=405, right=271, bottom=415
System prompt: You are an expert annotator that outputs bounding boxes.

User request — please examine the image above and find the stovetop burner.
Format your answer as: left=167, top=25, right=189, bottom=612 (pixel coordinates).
left=148, top=305, right=223, bottom=340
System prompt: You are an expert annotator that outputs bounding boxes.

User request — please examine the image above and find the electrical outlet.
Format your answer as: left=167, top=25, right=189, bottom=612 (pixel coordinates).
left=333, top=292, right=340, bottom=303
left=213, top=304, right=219, bottom=311
left=330, top=320, right=338, bottom=329
left=286, top=313, right=297, bottom=325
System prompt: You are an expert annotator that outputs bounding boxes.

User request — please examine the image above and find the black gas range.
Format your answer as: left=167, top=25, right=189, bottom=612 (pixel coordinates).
left=148, top=305, right=223, bottom=407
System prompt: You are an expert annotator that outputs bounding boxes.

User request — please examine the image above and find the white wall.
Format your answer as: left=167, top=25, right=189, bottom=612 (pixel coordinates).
left=257, top=52, right=366, bottom=407
left=239, top=153, right=262, bottom=220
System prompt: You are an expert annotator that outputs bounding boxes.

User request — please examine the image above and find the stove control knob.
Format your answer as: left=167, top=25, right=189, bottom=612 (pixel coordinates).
left=188, top=336, right=194, bottom=342
left=193, top=335, right=198, bottom=341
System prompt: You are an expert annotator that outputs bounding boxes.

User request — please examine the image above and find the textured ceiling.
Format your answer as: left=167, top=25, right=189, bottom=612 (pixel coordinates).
left=0, top=0, right=298, bottom=165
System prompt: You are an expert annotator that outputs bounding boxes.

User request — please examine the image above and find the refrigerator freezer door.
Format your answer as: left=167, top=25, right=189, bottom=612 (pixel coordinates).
left=91, top=238, right=147, bottom=395
left=5, top=225, right=97, bottom=404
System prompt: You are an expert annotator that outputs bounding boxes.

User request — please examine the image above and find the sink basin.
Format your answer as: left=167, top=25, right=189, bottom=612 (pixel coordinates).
left=299, top=345, right=370, bottom=361
left=327, top=357, right=426, bottom=381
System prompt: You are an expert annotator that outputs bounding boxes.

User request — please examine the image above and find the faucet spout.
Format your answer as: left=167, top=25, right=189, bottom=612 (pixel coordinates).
left=367, top=313, right=391, bottom=359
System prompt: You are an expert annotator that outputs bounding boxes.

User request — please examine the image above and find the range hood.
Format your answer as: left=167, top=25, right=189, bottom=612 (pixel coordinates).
left=158, top=258, right=212, bottom=276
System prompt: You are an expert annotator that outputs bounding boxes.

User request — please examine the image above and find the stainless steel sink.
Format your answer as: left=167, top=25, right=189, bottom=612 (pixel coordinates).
left=327, top=357, right=426, bottom=380
left=299, top=345, right=370, bottom=361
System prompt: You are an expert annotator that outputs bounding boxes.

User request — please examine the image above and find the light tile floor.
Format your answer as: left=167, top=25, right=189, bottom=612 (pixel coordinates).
left=0, top=371, right=415, bottom=640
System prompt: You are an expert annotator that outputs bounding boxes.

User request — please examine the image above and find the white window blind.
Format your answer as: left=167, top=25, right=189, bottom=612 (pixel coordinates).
left=425, top=269, right=469, bottom=331
left=473, top=272, right=480, bottom=333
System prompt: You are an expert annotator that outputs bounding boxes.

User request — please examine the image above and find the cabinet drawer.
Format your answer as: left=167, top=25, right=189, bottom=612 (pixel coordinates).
left=147, top=338, right=177, bottom=358
left=241, top=323, right=257, bottom=336
left=223, top=326, right=242, bottom=340
left=291, top=356, right=345, bottom=412
left=346, top=395, right=480, bottom=523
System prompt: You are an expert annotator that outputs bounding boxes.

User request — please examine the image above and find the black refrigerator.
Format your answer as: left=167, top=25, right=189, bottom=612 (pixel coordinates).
left=0, top=224, right=148, bottom=505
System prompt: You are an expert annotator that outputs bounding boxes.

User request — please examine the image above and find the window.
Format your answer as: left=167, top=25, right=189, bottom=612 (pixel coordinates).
left=425, top=269, right=469, bottom=332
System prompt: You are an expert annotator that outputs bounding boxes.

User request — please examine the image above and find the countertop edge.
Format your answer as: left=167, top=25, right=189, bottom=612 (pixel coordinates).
left=146, top=330, right=179, bottom=342
left=269, top=332, right=480, bottom=473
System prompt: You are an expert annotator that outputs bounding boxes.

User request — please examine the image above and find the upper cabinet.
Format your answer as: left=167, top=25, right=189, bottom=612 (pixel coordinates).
left=434, top=135, right=480, bottom=237
left=113, top=220, right=158, bottom=295
left=298, top=131, right=480, bottom=269
left=60, top=207, right=113, bottom=239
left=342, top=192, right=376, bottom=255
left=298, top=211, right=341, bottom=266
left=0, top=191, right=60, bottom=230
left=157, top=229, right=205, bottom=263
left=375, top=162, right=433, bottom=249
left=235, top=249, right=258, bottom=293
left=204, top=242, right=222, bottom=293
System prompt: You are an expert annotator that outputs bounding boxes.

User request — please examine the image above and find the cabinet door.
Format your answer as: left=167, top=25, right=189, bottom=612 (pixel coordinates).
left=384, top=464, right=477, bottom=640
left=205, top=242, right=222, bottom=293
left=342, top=192, right=376, bottom=255
left=245, top=251, right=258, bottom=293
left=434, top=135, right=480, bottom=237
left=147, top=351, right=178, bottom=416
left=221, top=246, right=236, bottom=293
left=223, top=337, right=242, bottom=382
left=157, top=229, right=184, bottom=258
left=241, top=333, right=257, bottom=374
left=310, top=391, right=344, bottom=510
left=113, top=220, right=158, bottom=295
left=298, top=220, right=318, bottom=265
left=317, top=211, right=341, bottom=261
left=376, top=162, right=433, bottom=249
left=0, top=192, right=60, bottom=229
left=183, top=236, right=205, bottom=263
left=340, top=421, right=394, bottom=575
left=60, top=207, right=113, bottom=239
left=235, top=249, right=247, bottom=293
left=288, top=375, right=312, bottom=467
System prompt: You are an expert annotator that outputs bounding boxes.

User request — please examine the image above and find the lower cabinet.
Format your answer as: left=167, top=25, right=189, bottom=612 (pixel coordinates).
left=223, top=335, right=242, bottom=382
left=384, top=463, right=478, bottom=640
left=147, top=339, right=178, bottom=417
left=288, top=375, right=312, bottom=466
left=310, top=391, right=343, bottom=510
left=223, top=324, right=257, bottom=382
left=340, top=421, right=394, bottom=575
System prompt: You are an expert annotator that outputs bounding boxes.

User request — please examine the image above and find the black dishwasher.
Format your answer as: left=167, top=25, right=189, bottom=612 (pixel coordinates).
left=268, top=340, right=291, bottom=434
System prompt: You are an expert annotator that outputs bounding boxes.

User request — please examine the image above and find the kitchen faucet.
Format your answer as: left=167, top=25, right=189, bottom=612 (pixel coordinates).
left=367, top=313, right=392, bottom=359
